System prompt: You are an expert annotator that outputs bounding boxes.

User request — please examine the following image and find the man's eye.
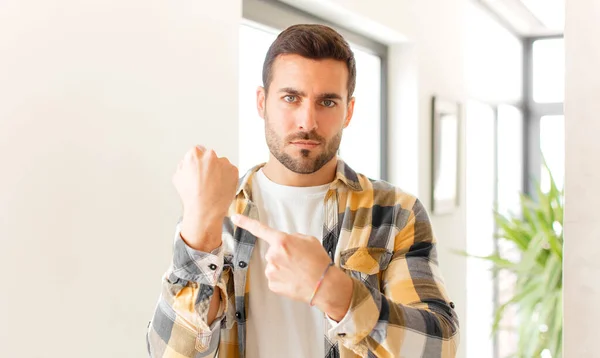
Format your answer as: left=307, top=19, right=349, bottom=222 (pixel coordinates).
left=321, top=100, right=336, bottom=108
left=283, top=95, right=297, bottom=103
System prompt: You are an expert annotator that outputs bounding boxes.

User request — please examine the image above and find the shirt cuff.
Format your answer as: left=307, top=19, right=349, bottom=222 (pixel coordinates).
left=326, top=304, right=354, bottom=338
left=326, top=277, right=379, bottom=352
left=171, top=227, right=224, bottom=285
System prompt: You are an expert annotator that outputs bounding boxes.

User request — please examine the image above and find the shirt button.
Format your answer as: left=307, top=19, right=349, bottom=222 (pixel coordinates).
left=209, top=264, right=218, bottom=271
left=238, top=261, right=247, bottom=268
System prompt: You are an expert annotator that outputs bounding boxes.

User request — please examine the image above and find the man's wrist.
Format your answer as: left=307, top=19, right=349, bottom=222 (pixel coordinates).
left=313, top=266, right=353, bottom=322
left=180, top=211, right=224, bottom=252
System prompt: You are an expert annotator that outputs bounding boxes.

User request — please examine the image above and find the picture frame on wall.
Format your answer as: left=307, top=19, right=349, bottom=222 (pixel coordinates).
left=431, top=96, right=461, bottom=215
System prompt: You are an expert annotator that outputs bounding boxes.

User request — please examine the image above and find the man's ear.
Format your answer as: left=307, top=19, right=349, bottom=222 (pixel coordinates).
left=256, top=86, right=266, bottom=120
left=343, top=97, right=356, bottom=129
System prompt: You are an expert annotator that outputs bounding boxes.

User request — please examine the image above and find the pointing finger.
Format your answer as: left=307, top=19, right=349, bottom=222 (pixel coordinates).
left=231, top=214, right=283, bottom=245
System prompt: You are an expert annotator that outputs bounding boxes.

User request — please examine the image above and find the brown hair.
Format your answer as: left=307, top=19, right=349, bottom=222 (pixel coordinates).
left=262, top=24, right=356, bottom=101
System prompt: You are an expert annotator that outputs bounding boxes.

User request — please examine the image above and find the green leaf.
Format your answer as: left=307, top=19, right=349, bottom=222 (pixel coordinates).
left=547, top=232, right=563, bottom=261
left=473, top=253, right=518, bottom=270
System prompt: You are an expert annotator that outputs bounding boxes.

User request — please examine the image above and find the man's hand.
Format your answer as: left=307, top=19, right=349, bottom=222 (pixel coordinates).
left=172, top=146, right=239, bottom=251
left=231, top=214, right=353, bottom=321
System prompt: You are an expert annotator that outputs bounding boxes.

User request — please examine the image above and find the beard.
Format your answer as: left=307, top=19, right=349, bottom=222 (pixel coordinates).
left=264, top=111, right=342, bottom=174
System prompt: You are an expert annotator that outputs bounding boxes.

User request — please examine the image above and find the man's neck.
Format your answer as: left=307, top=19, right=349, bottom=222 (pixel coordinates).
left=261, top=156, right=337, bottom=187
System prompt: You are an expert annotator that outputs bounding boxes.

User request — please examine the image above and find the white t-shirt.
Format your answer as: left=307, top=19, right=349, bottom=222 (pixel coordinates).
left=246, top=169, right=329, bottom=358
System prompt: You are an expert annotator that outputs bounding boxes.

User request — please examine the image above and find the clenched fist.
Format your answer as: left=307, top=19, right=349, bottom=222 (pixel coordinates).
left=172, top=146, right=239, bottom=251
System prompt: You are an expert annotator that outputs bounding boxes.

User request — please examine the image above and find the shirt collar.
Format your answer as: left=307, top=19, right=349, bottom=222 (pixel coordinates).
left=235, top=158, right=363, bottom=200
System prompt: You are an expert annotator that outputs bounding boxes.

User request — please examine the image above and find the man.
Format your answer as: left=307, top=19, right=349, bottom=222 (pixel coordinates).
left=147, top=24, right=459, bottom=358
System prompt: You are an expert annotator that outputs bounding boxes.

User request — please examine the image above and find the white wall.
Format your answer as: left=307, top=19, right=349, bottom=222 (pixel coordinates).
left=563, top=0, right=600, bottom=356
left=0, top=0, right=241, bottom=357
left=286, top=1, right=468, bottom=357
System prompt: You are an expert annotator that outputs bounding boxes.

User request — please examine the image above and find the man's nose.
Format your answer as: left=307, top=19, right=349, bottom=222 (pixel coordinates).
left=296, top=103, right=318, bottom=131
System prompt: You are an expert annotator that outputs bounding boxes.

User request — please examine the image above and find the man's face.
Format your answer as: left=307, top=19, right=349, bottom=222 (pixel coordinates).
left=256, top=54, right=355, bottom=174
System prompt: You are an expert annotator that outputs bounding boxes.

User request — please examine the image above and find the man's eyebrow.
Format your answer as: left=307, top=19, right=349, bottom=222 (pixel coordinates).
left=316, top=92, right=343, bottom=100
left=277, top=87, right=307, bottom=97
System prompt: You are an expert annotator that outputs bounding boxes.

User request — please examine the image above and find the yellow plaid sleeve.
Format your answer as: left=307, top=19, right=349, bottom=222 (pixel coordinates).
left=328, top=198, right=460, bottom=357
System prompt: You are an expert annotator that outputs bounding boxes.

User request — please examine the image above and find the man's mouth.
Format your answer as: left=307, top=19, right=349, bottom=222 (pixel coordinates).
left=290, top=141, right=321, bottom=149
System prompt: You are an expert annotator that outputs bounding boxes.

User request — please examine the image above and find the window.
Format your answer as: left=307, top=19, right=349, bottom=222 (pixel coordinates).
left=239, top=0, right=387, bottom=180
left=465, top=101, right=496, bottom=358
left=465, top=102, right=524, bottom=358
left=496, top=105, right=524, bottom=358
left=540, top=115, right=564, bottom=191
left=526, top=37, right=564, bottom=194
left=338, top=47, right=381, bottom=179
left=465, top=3, right=525, bottom=357
left=497, top=105, right=524, bottom=217
left=533, top=38, right=564, bottom=104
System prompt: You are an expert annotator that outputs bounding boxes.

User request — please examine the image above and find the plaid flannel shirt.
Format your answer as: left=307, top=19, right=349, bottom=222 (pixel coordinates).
left=147, top=159, right=459, bottom=357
